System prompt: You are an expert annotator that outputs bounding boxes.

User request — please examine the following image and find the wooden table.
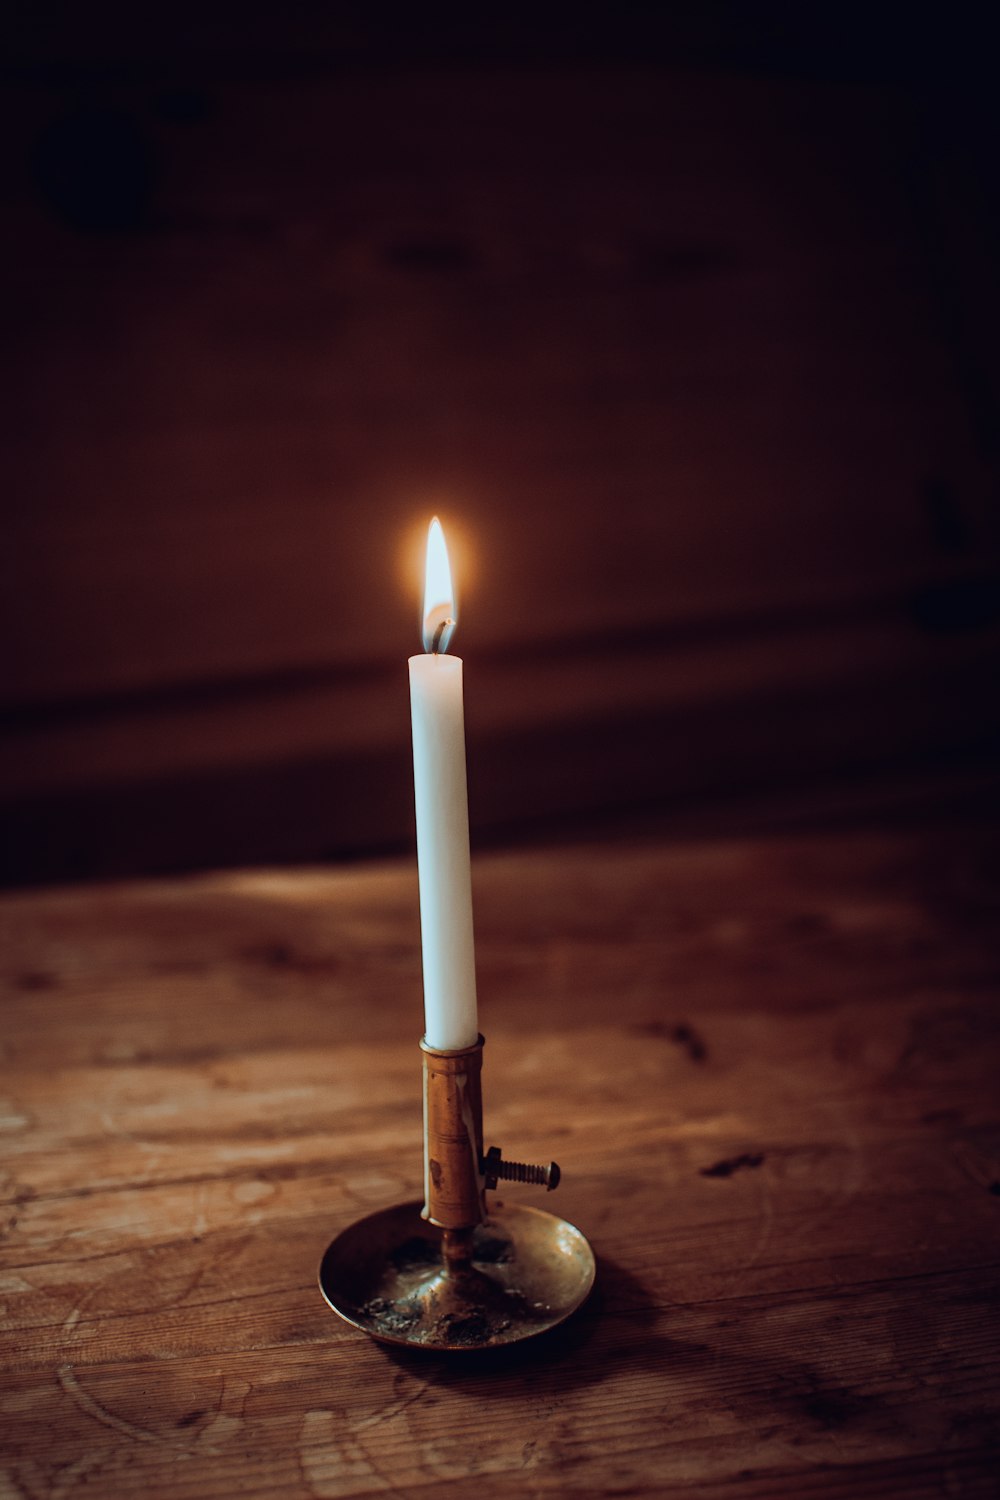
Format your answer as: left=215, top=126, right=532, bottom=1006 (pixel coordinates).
left=2, top=827, right=999, bottom=1497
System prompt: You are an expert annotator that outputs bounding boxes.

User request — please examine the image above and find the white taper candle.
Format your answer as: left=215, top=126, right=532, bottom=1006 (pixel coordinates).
left=408, top=520, right=478, bottom=1050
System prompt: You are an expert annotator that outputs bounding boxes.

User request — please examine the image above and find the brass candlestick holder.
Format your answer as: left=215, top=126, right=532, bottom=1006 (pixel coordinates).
left=318, top=1035, right=595, bottom=1350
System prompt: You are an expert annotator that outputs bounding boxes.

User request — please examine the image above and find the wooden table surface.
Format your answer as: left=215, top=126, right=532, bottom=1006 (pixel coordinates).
left=2, top=827, right=999, bottom=1498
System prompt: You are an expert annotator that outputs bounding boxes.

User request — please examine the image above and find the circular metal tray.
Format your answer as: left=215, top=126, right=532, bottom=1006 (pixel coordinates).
left=319, top=1199, right=596, bottom=1351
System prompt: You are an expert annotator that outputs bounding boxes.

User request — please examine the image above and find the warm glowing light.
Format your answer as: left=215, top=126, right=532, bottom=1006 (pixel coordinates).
left=422, top=517, right=457, bottom=653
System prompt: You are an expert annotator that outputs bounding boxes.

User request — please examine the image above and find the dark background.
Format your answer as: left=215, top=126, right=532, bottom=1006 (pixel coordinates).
left=3, top=4, right=999, bottom=885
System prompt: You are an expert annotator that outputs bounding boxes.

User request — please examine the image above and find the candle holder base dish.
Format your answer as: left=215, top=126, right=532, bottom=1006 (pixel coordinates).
left=318, top=1199, right=595, bottom=1351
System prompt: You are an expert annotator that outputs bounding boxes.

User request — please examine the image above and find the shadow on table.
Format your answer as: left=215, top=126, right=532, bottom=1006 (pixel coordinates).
left=377, top=1251, right=906, bottom=1444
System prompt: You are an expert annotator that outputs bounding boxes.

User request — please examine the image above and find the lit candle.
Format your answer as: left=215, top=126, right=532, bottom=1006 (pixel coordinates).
left=408, top=518, right=479, bottom=1051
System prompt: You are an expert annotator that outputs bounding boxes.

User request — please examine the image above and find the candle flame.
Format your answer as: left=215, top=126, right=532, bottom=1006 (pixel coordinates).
left=422, top=517, right=457, bottom=653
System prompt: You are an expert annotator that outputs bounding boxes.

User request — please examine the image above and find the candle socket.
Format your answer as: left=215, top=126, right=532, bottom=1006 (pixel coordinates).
left=421, top=1035, right=485, bottom=1229
left=319, top=1030, right=595, bottom=1350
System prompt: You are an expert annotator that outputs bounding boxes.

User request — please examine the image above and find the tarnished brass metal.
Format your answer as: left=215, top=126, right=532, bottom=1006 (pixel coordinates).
left=318, top=1199, right=596, bottom=1350
left=318, top=1031, right=595, bottom=1350
left=421, top=1036, right=485, bottom=1228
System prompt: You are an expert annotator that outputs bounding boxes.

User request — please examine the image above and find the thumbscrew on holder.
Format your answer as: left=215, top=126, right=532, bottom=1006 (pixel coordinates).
left=482, top=1145, right=560, bottom=1191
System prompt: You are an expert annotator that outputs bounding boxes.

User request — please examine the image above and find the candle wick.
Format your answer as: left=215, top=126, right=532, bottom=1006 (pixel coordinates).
left=430, top=619, right=455, bottom=654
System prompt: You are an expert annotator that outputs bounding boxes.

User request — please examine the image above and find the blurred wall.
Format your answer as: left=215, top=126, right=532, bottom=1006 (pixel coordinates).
left=2, top=8, right=999, bottom=882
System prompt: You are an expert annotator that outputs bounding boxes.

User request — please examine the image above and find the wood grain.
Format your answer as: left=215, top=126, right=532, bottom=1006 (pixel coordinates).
left=1, top=826, right=999, bottom=1495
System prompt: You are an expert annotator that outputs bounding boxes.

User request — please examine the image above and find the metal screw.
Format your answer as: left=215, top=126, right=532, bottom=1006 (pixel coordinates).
left=482, top=1145, right=561, bottom=1192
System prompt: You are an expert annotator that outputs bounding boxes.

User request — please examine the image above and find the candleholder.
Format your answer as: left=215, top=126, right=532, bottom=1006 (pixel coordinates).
left=318, top=1035, right=595, bottom=1350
